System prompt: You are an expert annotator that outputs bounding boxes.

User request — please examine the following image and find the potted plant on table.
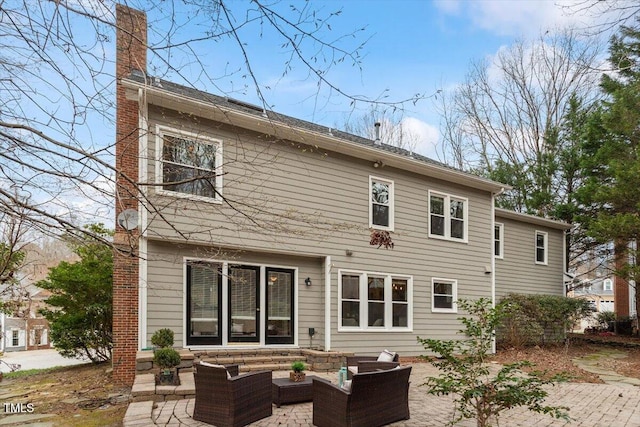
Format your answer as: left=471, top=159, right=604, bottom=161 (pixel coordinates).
left=290, top=361, right=306, bottom=382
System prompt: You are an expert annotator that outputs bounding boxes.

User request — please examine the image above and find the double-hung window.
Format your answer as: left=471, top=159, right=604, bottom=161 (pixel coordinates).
left=535, top=231, right=547, bottom=265
left=157, top=126, right=223, bottom=202
left=603, top=279, right=613, bottom=291
left=432, top=278, right=457, bottom=313
left=339, top=271, right=411, bottom=330
left=369, top=176, right=394, bottom=230
left=429, top=191, right=468, bottom=242
left=494, top=223, right=503, bottom=258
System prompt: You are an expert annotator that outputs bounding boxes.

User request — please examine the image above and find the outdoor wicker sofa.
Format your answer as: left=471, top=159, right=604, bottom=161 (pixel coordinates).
left=312, top=365, right=412, bottom=427
left=192, top=362, right=272, bottom=427
left=346, top=351, right=400, bottom=379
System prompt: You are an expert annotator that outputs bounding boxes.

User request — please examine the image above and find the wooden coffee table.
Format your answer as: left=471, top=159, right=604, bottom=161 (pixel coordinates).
left=272, top=375, right=320, bottom=407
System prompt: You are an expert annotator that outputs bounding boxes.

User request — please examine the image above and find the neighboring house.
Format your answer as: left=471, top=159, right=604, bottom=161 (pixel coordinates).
left=571, top=276, right=615, bottom=313
left=111, top=5, right=569, bottom=384
left=0, top=286, right=52, bottom=352
left=568, top=276, right=615, bottom=332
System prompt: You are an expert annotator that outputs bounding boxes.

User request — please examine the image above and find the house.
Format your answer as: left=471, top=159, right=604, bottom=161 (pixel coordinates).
left=111, top=5, right=569, bottom=384
left=0, top=286, right=52, bottom=352
left=570, top=276, right=615, bottom=312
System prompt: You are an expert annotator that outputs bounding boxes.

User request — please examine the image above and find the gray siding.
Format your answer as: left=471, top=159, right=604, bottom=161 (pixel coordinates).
left=145, top=241, right=325, bottom=348
left=138, top=106, right=560, bottom=356
left=495, top=215, right=565, bottom=299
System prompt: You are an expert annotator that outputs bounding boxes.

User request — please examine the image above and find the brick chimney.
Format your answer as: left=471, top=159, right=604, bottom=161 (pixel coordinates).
left=113, top=4, right=147, bottom=385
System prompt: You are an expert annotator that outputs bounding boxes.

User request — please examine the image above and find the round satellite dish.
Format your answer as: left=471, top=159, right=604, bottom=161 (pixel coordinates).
left=117, top=209, right=139, bottom=231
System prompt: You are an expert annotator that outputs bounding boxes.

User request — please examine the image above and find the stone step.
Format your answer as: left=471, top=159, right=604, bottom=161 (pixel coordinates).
left=201, top=354, right=305, bottom=368
left=241, top=363, right=290, bottom=372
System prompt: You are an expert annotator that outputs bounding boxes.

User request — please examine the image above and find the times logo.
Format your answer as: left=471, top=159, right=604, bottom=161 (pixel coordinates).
left=3, top=403, right=35, bottom=414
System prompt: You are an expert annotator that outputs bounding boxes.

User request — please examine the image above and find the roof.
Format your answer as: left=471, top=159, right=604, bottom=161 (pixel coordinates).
left=495, top=208, right=571, bottom=231
left=122, top=70, right=509, bottom=193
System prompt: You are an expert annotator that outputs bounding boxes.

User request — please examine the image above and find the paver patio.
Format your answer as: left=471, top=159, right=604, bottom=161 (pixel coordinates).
left=125, top=362, right=640, bottom=426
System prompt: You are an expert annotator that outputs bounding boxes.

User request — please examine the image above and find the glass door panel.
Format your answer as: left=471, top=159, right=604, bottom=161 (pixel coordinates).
left=266, top=268, right=294, bottom=344
left=228, top=265, right=260, bottom=342
left=186, top=261, right=222, bottom=345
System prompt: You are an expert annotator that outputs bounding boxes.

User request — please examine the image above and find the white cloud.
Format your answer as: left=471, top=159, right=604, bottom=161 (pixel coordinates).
left=434, top=0, right=599, bottom=37
left=400, top=117, right=439, bottom=158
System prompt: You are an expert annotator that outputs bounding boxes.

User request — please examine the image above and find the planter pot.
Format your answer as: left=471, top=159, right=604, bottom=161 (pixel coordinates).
left=156, top=370, right=180, bottom=386
left=290, top=371, right=306, bottom=382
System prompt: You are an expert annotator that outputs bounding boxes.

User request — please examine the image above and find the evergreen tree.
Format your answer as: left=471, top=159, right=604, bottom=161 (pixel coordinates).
left=38, top=224, right=113, bottom=362
left=578, top=21, right=640, bottom=329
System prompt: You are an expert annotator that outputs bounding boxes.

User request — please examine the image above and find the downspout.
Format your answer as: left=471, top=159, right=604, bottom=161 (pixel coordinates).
left=324, top=256, right=332, bottom=351
left=491, top=187, right=506, bottom=354
left=138, top=87, right=149, bottom=350
left=563, top=229, right=568, bottom=297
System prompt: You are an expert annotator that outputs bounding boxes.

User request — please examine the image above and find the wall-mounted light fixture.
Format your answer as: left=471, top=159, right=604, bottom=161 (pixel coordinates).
left=373, top=160, right=383, bottom=168
left=304, top=277, right=312, bottom=286
left=345, top=249, right=353, bottom=257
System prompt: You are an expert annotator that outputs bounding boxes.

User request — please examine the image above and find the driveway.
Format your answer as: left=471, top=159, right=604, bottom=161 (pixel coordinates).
left=0, top=348, right=90, bottom=372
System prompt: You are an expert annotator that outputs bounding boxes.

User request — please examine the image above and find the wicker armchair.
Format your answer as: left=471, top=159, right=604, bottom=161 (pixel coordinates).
left=346, top=352, right=400, bottom=379
left=312, top=366, right=412, bottom=427
left=193, top=363, right=272, bottom=427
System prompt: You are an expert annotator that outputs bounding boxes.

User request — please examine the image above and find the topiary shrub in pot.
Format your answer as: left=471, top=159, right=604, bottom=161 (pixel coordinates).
left=151, top=328, right=175, bottom=348
left=154, top=347, right=182, bottom=385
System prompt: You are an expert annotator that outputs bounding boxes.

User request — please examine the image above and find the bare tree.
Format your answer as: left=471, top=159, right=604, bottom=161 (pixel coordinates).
left=339, top=107, right=422, bottom=153
left=0, top=211, right=29, bottom=316
left=438, top=28, right=602, bottom=211
left=562, top=0, right=640, bottom=35
left=0, top=1, right=428, bottom=250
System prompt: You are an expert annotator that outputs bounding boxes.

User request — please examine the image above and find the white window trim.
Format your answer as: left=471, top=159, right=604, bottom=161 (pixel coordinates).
left=428, top=190, right=468, bottom=243
left=431, top=277, right=458, bottom=313
left=369, top=176, right=394, bottom=231
left=155, top=125, right=223, bottom=203
left=494, top=223, right=504, bottom=259
left=603, top=279, right=613, bottom=291
left=337, top=269, right=412, bottom=332
left=535, top=231, right=548, bottom=265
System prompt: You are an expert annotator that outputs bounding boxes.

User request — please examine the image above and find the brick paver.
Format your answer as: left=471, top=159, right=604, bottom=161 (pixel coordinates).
left=124, top=363, right=640, bottom=426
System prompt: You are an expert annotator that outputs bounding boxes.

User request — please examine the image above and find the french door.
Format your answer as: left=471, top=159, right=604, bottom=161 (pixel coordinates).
left=186, top=261, right=222, bottom=346
left=266, top=268, right=294, bottom=344
left=186, top=261, right=295, bottom=345
left=228, top=265, right=260, bottom=342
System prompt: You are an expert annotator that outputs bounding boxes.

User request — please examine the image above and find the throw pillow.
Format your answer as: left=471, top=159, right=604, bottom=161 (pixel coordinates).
left=200, top=361, right=231, bottom=379
left=377, top=349, right=396, bottom=362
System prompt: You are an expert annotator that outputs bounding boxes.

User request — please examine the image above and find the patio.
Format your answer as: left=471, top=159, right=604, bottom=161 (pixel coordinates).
left=124, top=362, right=640, bottom=426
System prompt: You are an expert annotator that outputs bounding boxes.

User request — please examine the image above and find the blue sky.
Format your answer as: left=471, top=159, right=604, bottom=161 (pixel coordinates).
left=140, top=0, right=610, bottom=159
left=1, top=0, right=616, bottom=228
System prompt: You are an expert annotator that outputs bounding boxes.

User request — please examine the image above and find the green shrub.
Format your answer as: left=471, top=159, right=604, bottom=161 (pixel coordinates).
left=418, top=298, right=569, bottom=427
left=154, top=347, right=181, bottom=372
left=498, top=294, right=594, bottom=347
left=595, top=311, right=616, bottom=330
left=291, top=361, right=306, bottom=373
left=151, top=328, right=175, bottom=348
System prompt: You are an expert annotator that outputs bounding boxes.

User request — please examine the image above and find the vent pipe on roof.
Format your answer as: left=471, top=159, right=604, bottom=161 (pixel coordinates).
left=374, top=122, right=381, bottom=145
